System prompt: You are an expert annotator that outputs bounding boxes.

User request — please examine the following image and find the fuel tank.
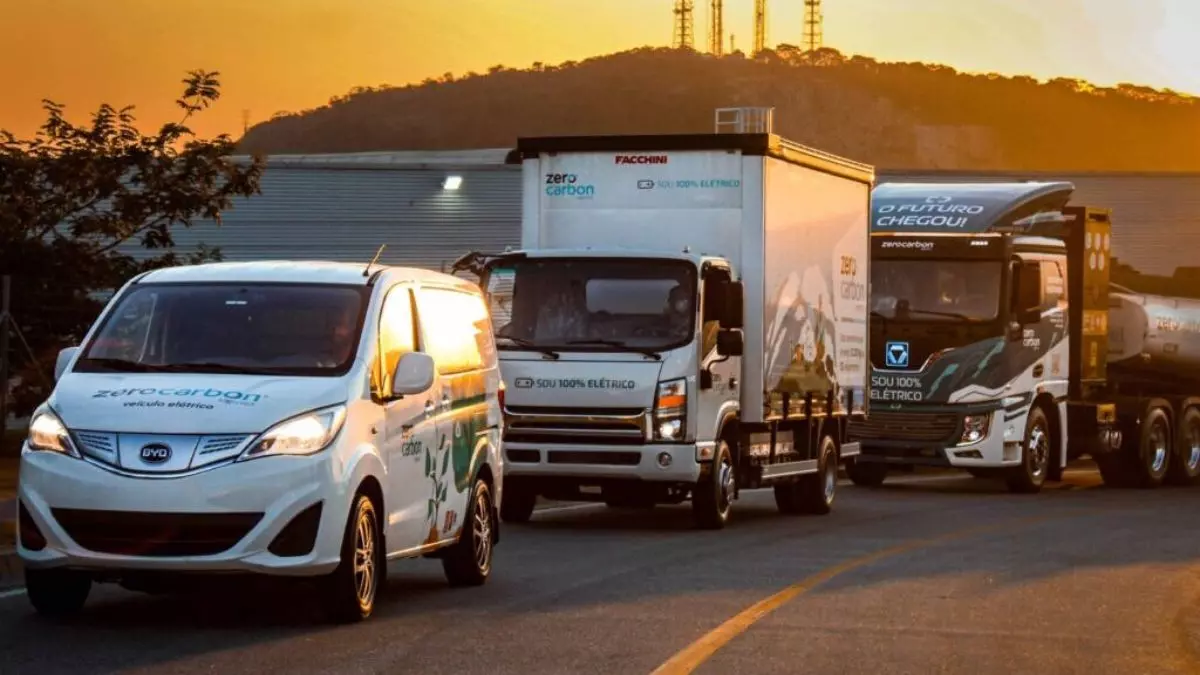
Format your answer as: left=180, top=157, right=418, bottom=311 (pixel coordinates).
left=1108, top=287, right=1200, bottom=376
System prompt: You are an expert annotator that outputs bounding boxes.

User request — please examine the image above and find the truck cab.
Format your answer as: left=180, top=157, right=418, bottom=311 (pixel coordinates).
left=848, top=181, right=1079, bottom=492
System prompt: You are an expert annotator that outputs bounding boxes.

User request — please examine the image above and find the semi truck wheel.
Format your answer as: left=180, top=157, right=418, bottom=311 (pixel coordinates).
left=1006, top=407, right=1050, bottom=494
left=1166, top=407, right=1200, bottom=486
left=693, top=440, right=735, bottom=530
left=1132, top=406, right=1171, bottom=489
left=846, top=458, right=888, bottom=487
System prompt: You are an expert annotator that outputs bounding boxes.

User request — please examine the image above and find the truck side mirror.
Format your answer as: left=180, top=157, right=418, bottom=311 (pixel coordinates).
left=1012, top=262, right=1043, bottom=325
left=722, top=281, right=744, bottom=329
left=716, top=328, right=744, bottom=357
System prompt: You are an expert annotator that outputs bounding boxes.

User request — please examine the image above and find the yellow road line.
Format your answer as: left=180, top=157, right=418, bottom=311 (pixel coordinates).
left=649, top=512, right=1080, bottom=675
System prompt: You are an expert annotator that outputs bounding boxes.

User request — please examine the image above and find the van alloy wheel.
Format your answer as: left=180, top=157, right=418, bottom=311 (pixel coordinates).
left=354, top=505, right=378, bottom=610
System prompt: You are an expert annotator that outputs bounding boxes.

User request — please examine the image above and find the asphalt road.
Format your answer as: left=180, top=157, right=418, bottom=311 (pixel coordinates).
left=2, top=467, right=1200, bottom=675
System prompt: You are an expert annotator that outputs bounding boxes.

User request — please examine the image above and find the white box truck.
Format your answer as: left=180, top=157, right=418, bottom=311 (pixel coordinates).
left=454, top=133, right=874, bottom=529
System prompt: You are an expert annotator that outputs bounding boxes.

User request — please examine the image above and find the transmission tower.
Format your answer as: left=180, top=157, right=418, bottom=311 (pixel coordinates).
left=803, top=0, right=823, bottom=52
left=753, top=0, right=767, bottom=55
left=708, top=0, right=724, bottom=55
left=673, top=0, right=695, bottom=50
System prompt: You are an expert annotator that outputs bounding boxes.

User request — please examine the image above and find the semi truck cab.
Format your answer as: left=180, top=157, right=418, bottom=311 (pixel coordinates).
left=848, top=181, right=1087, bottom=492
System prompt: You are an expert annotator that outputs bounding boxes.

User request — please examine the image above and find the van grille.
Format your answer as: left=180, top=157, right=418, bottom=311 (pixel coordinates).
left=52, top=508, right=263, bottom=557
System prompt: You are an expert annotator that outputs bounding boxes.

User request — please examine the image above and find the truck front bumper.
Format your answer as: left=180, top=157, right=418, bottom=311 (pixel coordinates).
left=850, top=407, right=1018, bottom=469
left=502, top=441, right=704, bottom=484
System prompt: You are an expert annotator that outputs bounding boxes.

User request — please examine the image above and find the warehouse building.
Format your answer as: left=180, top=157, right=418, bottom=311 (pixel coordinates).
left=160, top=149, right=1200, bottom=279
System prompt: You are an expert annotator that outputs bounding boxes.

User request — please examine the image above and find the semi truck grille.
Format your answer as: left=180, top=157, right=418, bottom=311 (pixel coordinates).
left=848, top=411, right=959, bottom=443
left=52, top=508, right=263, bottom=557
left=503, top=406, right=649, bottom=445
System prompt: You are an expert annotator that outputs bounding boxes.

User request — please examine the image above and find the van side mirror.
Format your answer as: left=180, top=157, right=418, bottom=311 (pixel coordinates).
left=1012, top=261, right=1043, bottom=325
left=390, top=352, right=436, bottom=397
left=55, top=346, right=80, bottom=382
left=716, top=329, right=744, bottom=357
left=722, top=281, right=744, bottom=329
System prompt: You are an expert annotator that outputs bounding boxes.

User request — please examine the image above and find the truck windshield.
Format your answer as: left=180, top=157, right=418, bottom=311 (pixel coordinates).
left=73, top=283, right=367, bottom=376
left=871, top=260, right=1002, bottom=322
left=487, top=259, right=697, bottom=351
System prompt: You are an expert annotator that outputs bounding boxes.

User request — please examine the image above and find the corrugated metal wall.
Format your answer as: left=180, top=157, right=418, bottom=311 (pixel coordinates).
left=878, top=170, right=1200, bottom=277
left=130, top=163, right=523, bottom=273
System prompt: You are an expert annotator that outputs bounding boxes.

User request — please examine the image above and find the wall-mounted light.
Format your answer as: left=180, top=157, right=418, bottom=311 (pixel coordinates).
left=442, top=175, right=463, bottom=191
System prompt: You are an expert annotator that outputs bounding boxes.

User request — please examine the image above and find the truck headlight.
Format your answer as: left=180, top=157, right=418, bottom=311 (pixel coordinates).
left=25, top=409, right=79, bottom=457
left=958, top=413, right=992, bottom=446
left=240, top=404, right=347, bottom=460
left=653, top=379, right=687, bottom=442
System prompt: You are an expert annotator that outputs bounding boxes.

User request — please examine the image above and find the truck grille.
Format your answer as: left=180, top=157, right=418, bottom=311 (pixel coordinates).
left=52, top=508, right=263, bottom=557
left=503, top=406, right=649, bottom=446
left=848, top=411, right=959, bottom=443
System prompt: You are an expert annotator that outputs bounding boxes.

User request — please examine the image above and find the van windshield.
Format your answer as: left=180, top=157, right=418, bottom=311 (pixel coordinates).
left=486, top=258, right=697, bottom=352
left=74, top=283, right=367, bottom=376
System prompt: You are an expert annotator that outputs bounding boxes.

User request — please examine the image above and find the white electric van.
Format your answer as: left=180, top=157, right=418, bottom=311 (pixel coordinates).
left=15, top=261, right=504, bottom=622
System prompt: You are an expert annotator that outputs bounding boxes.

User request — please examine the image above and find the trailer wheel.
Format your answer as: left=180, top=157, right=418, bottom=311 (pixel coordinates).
left=847, top=458, right=888, bottom=487
left=692, top=440, right=735, bottom=530
left=1006, top=407, right=1050, bottom=494
left=775, top=434, right=838, bottom=516
left=1166, top=407, right=1200, bottom=486
left=1132, top=406, right=1171, bottom=489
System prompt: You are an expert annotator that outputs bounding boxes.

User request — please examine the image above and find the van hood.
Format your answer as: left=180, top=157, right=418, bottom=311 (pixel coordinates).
left=49, top=372, right=350, bottom=435
left=500, top=358, right=665, bottom=409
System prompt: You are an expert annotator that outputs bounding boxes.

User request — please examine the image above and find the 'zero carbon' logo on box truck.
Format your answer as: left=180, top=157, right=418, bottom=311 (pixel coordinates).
left=544, top=173, right=595, bottom=198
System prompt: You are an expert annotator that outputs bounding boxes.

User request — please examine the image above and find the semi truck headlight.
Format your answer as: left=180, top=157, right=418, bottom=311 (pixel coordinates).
left=25, top=409, right=78, bottom=457
left=958, top=414, right=991, bottom=445
left=240, top=404, right=347, bottom=460
left=653, top=379, right=687, bottom=442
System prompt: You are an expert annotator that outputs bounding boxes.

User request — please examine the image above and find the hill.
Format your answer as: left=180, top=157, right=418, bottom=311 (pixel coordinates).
left=238, top=47, right=1200, bottom=172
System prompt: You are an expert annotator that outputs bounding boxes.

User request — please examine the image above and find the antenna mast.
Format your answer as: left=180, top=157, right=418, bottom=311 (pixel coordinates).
left=803, top=0, right=823, bottom=52
left=753, top=0, right=767, bottom=55
left=708, top=0, right=723, bottom=55
left=673, top=0, right=695, bottom=50
left=363, top=244, right=386, bottom=277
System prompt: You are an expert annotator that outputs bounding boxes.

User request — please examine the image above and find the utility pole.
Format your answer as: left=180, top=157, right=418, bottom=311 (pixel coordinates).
left=0, top=276, right=10, bottom=440
left=753, top=0, right=767, bottom=55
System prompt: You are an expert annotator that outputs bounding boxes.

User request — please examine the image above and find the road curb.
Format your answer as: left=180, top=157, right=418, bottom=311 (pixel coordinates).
left=0, top=549, right=22, bottom=590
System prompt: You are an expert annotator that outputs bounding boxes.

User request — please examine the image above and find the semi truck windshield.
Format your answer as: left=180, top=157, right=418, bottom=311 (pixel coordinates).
left=488, top=259, right=697, bottom=351
left=871, top=259, right=1002, bottom=322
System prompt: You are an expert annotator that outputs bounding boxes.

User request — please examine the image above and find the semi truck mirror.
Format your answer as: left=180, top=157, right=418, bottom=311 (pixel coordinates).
left=717, top=328, right=744, bottom=357
left=722, top=281, right=745, bottom=329
left=1013, top=262, right=1043, bottom=324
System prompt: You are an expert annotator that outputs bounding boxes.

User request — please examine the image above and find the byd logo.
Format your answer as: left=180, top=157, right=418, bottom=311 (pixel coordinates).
left=139, top=443, right=172, bottom=464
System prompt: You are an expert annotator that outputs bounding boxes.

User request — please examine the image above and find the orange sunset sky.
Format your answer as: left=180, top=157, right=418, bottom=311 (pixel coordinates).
left=2, top=0, right=1197, bottom=140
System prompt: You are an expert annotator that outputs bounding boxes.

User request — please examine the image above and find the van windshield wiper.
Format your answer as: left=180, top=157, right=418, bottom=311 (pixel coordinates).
left=75, top=357, right=157, bottom=373
left=159, top=361, right=267, bottom=374
left=566, top=339, right=662, bottom=360
left=495, top=336, right=560, bottom=360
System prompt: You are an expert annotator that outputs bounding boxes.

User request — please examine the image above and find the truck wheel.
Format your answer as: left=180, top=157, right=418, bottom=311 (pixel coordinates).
left=25, top=568, right=91, bottom=619
left=847, top=458, right=888, bottom=487
left=784, top=434, right=838, bottom=515
left=1006, top=407, right=1050, bottom=494
left=1132, top=406, right=1171, bottom=489
left=499, top=480, right=536, bottom=523
left=1166, top=407, right=1200, bottom=486
left=692, top=440, right=735, bottom=530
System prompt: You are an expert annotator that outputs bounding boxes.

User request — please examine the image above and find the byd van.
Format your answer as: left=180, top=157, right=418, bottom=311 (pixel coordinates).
left=15, top=261, right=504, bottom=622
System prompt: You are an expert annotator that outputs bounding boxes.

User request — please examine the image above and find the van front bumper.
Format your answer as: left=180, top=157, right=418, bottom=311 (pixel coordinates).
left=502, top=441, right=704, bottom=483
left=16, top=448, right=350, bottom=577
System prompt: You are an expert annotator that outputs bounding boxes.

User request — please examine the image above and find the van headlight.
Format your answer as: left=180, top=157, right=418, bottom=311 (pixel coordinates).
left=25, top=409, right=79, bottom=457
left=240, top=404, right=348, bottom=460
left=958, top=413, right=992, bottom=446
left=653, top=379, right=687, bottom=442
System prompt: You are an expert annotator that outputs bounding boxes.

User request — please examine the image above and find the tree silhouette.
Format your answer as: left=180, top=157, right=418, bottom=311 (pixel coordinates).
left=0, top=70, right=265, bottom=415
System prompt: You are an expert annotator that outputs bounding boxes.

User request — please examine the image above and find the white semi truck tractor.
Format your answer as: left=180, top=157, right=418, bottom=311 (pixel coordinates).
left=848, top=180, right=1200, bottom=492
left=454, top=133, right=874, bottom=529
